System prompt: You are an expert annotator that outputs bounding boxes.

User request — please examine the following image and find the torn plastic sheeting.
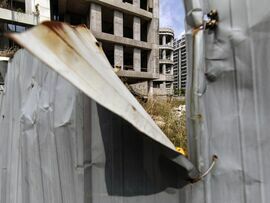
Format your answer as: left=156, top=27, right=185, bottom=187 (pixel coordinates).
left=8, top=21, right=179, bottom=152
left=8, top=22, right=176, bottom=152
left=0, top=49, right=198, bottom=202
left=182, top=0, right=270, bottom=202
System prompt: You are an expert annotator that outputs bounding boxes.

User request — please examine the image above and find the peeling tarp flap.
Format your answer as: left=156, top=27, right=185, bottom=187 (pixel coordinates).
left=8, top=21, right=184, bottom=154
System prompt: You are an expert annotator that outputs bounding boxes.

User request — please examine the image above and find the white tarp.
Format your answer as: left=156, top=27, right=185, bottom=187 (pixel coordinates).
left=9, top=22, right=176, bottom=151
left=180, top=0, right=270, bottom=202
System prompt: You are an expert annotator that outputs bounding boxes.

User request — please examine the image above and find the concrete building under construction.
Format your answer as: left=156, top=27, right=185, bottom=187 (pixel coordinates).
left=173, top=34, right=187, bottom=96
left=0, top=0, right=50, bottom=52
left=152, top=27, right=174, bottom=97
left=0, top=0, right=160, bottom=95
left=88, top=1, right=159, bottom=87
left=52, top=0, right=160, bottom=96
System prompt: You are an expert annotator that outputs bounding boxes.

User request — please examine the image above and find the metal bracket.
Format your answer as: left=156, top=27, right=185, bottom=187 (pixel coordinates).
left=205, top=10, right=219, bottom=30
left=190, top=155, right=218, bottom=183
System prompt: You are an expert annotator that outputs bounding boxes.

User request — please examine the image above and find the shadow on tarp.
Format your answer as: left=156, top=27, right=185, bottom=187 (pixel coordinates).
left=97, top=105, right=194, bottom=197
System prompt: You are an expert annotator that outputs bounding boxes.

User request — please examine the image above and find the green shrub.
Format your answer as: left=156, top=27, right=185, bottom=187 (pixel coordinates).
left=140, top=99, right=188, bottom=153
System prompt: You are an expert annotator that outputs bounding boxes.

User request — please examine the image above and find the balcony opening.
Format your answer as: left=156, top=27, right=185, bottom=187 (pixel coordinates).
left=50, top=0, right=60, bottom=21
left=102, top=6, right=114, bottom=34
left=124, top=46, right=133, bottom=70
left=141, top=18, right=148, bottom=42
left=141, top=49, right=148, bottom=72
left=166, top=82, right=171, bottom=88
left=159, top=64, right=163, bottom=74
left=166, top=65, right=172, bottom=74
left=64, top=13, right=87, bottom=25
left=181, top=62, right=187, bottom=67
left=101, top=41, right=114, bottom=67
left=153, top=81, right=162, bottom=88
left=165, top=50, right=170, bottom=60
left=140, top=0, right=147, bottom=11
left=123, top=13, right=133, bottom=39
left=123, top=0, right=132, bottom=4
left=166, top=35, right=172, bottom=46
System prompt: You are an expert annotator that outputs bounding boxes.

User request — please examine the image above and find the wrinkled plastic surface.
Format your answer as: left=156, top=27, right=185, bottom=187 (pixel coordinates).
left=9, top=22, right=176, bottom=151
left=0, top=49, right=198, bottom=202
left=181, top=0, right=270, bottom=202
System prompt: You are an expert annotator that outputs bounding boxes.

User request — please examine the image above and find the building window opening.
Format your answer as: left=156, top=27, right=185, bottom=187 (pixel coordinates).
left=141, top=18, right=148, bottom=42
left=166, top=36, right=172, bottom=45
left=166, top=82, right=171, bottom=88
left=0, top=60, right=7, bottom=89
left=1, top=0, right=26, bottom=12
left=166, top=51, right=171, bottom=60
left=66, top=13, right=87, bottom=26
left=153, top=82, right=162, bottom=88
left=123, top=0, right=132, bottom=4
left=50, top=0, right=61, bottom=21
left=13, top=0, right=25, bottom=12
left=0, top=22, right=28, bottom=54
left=124, top=46, right=133, bottom=70
left=141, top=49, right=148, bottom=72
left=181, top=61, right=187, bottom=67
left=101, top=41, right=114, bottom=67
left=123, top=13, right=133, bottom=39
left=140, top=0, right=147, bottom=10
left=102, top=6, right=114, bottom=34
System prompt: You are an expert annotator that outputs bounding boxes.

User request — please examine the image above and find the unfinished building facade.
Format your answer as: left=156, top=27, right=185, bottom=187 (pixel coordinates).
left=173, top=34, right=187, bottom=96
left=153, top=27, right=174, bottom=97
left=52, top=0, right=160, bottom=96
left=87, top=0, right=160, bottom=96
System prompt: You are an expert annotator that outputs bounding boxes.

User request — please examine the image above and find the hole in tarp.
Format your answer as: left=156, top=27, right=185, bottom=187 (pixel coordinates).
left=90, top=104, right=195, bottom=197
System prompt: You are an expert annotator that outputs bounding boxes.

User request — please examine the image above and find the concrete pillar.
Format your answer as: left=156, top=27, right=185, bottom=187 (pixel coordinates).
left=0, top=61, right=7, bottom=84
left=25, top=0, right=33, bottom=15
left=171, top=37, right=174, bottom=46
left=133, top=0, right=140, bottom=8
left=162, top=50, right=166, bottom=59
left=162, top=64, right=166, bottom=74
left=114, top=45, right=124, bottom=69
left=171, top=65, right=174, bottom=75
left=89, top=3, right=102, bottom=32
left=134, top=48, right=141, bottom=72
left=162, top=35, right=166, bottom=45
left=133, top=16, right=141, bottom=71
left=64, top=14, right=70, bottom=23
left=133, top=17, right=141, bottom=41
left=148, top=81, right=154, bottom=97
left=170, top=51, right=173, bottom=61
left=147, top=0, right=159, bottom=74
left=114, top=11, right=123, bottom=37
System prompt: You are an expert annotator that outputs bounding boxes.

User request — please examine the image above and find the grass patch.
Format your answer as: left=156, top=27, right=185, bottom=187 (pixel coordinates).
left=140, top=98, right=188, bottom=153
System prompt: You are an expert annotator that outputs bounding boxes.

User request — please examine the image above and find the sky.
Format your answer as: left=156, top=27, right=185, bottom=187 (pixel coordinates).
left=159, top=0, right=185, bottom=39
